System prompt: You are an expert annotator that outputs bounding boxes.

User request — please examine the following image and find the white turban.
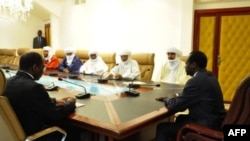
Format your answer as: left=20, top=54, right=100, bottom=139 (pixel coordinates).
left=64, top=47, right=76, bottom=66
left=88, top=50, right=98, bottom=56
left=166, top=47, right=182, bottom=57
left=64, top=48, right=76, bottom=54
left=43, top=46, right=54, bottom=62
left=43, top=46, right=52, bottom=52
left=119, top=50, right=131, bottom=56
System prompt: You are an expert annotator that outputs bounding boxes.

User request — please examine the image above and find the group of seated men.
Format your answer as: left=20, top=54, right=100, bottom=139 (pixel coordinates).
left=43, top=46, right=141, bottom=80
left=3, top=47, right=227, bottom=141
left=43, top=46, right=190, bottom=83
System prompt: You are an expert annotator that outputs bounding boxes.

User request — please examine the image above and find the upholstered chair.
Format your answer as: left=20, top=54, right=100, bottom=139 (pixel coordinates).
left=176, top=74, right=250, bottom=141
left=131, top=53, right=155, bottom=82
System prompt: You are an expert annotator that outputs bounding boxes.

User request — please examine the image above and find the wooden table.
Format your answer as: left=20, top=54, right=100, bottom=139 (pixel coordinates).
left=48, top=75, right=183, bottom=141
left=2, top=68, right=184, bottom=141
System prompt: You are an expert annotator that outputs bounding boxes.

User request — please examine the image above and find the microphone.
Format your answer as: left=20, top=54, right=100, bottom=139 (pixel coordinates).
left=124, top=78, right=140, bottom=97
left=58, top=77, right=91, bottom=99
left=128, top=83, right=160, bottom=88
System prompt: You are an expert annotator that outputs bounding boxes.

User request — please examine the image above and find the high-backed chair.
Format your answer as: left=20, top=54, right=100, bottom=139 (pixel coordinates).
left=30, top=48, right=44, bottom=58
left=99, top=52, right=116, bottom=70
left=76, top=50, right=88, bottom=63
left=0, top=69, right=67, bottom=141
left=0, top=69, right=6, bottom=96
left=180, top=56, right=188, bottom=62
left=0, top=48, right=7, bottom=64
left=131, top=53, right=155, bottom=82
left=176, top=74, right=250, bottom=141
left=5, top=48, right=17, bottom=65
left=0, top=96, right=67, bottom=141
left=55, top=49, right=65, bottom=63
left=15, top=48, right=31, bottom=65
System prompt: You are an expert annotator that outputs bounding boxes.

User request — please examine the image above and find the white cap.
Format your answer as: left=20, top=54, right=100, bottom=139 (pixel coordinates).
left=64, top=48, right=76, bottom=54
left=166, top=47, right=182, bottom=57
left=119, top=50, right=131, bottom=56
left=43, top=46, right=52, bottom=51
left=88, top=50, right=98, bottom=56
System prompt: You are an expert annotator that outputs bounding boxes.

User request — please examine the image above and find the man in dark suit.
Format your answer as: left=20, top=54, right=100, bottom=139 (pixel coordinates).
left=33, top=30, right=47, bottom=48
left=155, top=51, right=226, bottom=141
left=3, top=52, right=82, bottom=141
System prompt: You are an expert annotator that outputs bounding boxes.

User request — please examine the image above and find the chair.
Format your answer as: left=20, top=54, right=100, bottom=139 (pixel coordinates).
left=131, top=53, right=155, bottom=82
left=5, top=48, right=17, bottom=65
left=76, top=49, right=89, bottom=63
left=180, top=56, right=188, bottom=62
left=0, top=70, right=67, bottom=141
left=176, top=74, right=250, bottom=141
left=99, top=52, right=116, bottom=70
left=30, top=48, right=44, bottom=58
left=15, top=48, right=31, bottom=65
left=0, top=69, right=6, bottom=96
left=55, top=49, right=66, bottom=63
left=0, top=48, right=7, bottom=64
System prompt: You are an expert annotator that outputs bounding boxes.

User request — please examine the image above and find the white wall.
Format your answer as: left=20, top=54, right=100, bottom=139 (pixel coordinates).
left=1, top=0, right=249, bottom=81
left=0, top=15, right=45, bottom=49
left=59, top=0, right=193, bottom=80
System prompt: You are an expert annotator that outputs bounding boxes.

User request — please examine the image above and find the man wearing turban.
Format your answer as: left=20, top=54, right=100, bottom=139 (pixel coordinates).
left=79, top=50, right=108, bottom=75
left=58, top=48, right=83, bottom=73
left=156, top=47, right=190, bottom=84
left=107, top=50, right=141, bottom=80
left=43, top=46, right=60, bottom=70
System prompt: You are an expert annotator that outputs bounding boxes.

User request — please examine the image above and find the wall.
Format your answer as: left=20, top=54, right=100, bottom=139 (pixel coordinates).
left=59, top=0, right=192, bottom=80
left=0, top=15, right=45, bottom=49
left=1, top=0, right=249, bottom=81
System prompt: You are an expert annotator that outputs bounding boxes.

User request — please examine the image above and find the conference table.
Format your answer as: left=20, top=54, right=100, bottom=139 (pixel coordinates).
left=1, top=66, right=184, bottom=141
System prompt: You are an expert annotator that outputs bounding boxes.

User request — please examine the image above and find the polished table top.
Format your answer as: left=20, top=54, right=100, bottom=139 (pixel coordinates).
left=2, top=68, right=184, bottom=140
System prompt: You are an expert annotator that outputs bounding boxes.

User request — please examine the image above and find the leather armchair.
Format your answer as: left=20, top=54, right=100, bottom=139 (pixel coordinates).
left=131, top=53, right=155, bottom=82
left=99, top=52, right=116, bottom=70
left=55, top=49, right=66, bottom=63
left=0, top=69, right=67, bottom=141
left=15, top=48, right=30, bottom=65
left=176, top=74, right=250, bottom=141
left=76, top=49, right=88, bottom=63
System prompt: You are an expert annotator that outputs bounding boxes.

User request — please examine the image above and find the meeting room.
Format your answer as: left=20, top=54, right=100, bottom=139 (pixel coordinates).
left=0, top=0, right=250, bottom=141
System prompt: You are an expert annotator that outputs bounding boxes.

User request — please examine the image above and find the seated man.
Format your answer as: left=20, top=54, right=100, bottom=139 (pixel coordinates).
left=156, top=47, right=190, bottom=84
left=58, top=48, right=83, bottom=73
left=3, top=52, right=82, bottom=141
left=107, top=50, right=141, bottom=80
left=155, top=51, right=226, bottom=141
left=43, top=46, right=60, bottom=70
left=79, top=50, right=108, bottom=75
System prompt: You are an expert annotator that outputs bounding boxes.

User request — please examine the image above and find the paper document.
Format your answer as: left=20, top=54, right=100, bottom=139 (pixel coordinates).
left=76, top=102, right=85, bottom=108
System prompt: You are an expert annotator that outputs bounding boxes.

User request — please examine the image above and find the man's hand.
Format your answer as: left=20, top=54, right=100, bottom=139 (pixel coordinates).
left=64, top=97, right=76, bottom=103
left=63, top=68, right=70, bottom=73
left=114, top=74, right=122, bottom=79
left=107, top=74, right=113, bottom=78
left=155, top=97, right=167, bottom=102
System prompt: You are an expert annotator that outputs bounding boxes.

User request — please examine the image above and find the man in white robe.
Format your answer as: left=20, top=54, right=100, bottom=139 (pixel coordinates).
left=156, top=47, right=190, bottom=84
left=108, top=50, right=141, bottom=80
left=79, top=50, right=108, bottom=75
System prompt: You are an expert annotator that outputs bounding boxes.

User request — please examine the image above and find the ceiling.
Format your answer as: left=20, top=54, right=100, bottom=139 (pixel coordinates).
left=29, top=1, right=52, bottom=21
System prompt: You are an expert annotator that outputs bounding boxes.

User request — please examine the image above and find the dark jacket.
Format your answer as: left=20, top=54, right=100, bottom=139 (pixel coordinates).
left=4, top=71, right=76, bottom=135
left=33, top=36, right=47, bottom=48
left=165, top=69, right=226, bottom=129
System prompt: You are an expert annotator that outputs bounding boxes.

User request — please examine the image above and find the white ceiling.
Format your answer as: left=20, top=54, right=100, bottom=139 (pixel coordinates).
left=30, top=1, right=50, bottom=20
